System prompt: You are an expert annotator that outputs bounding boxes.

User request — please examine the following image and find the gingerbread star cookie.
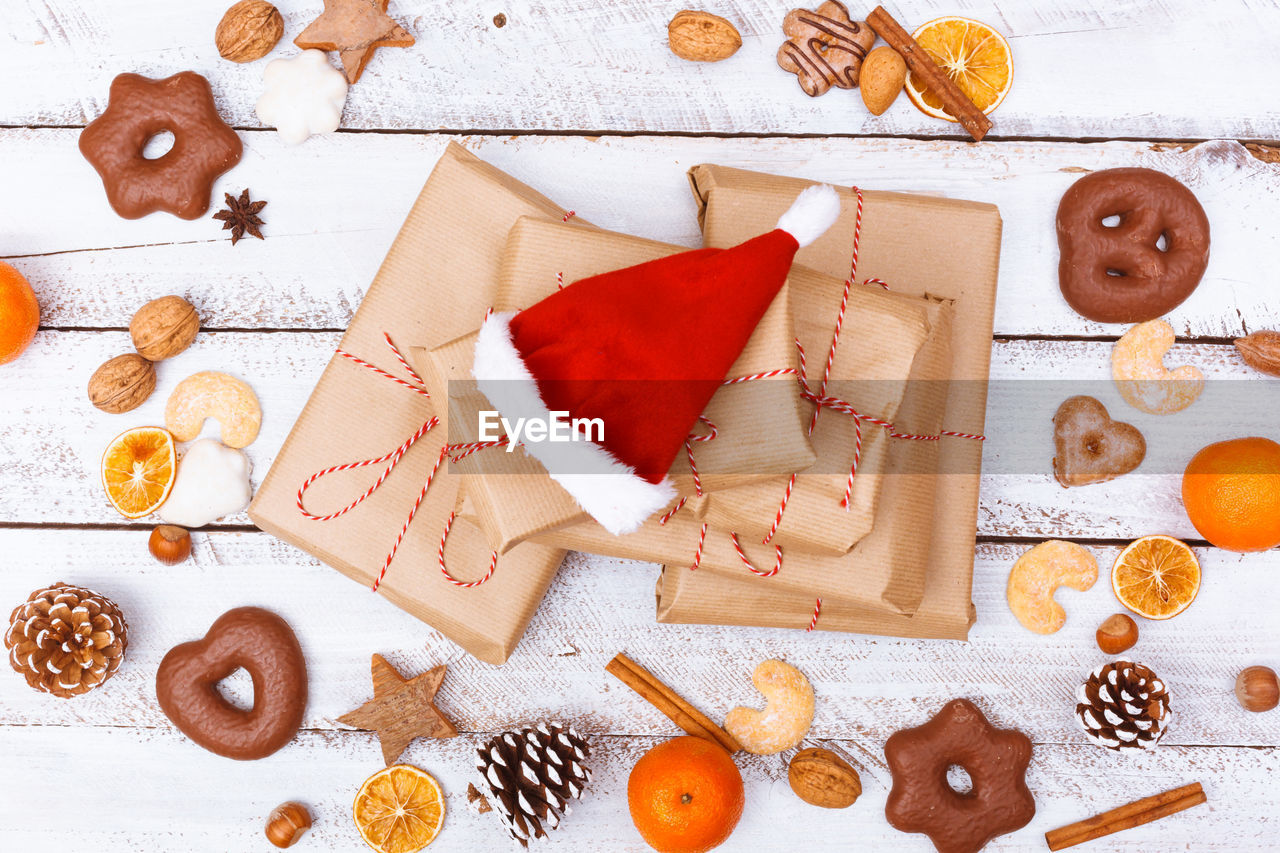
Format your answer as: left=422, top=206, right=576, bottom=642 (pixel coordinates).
left=294, top=0, right=415, bottom=84
left=884, top=699, right=1035, bottom=853
left=338, top=654, right=458, bottom=765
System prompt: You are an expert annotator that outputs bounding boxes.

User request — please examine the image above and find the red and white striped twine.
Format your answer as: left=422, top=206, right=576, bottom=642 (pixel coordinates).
left=335, top=333, right=430, bottom=397
left=439, top=511, right=499, bottom=588
left=730, top=532, right=782, bottom=577
left=683, top=416, right=717, bottom=497
left=448, top=437, right=510, bottom=463
left=761, top=473, right=795, bottom=545
left=689, top=523, right=709, bottom=570
left=658, top=497, right=688, bottom=526
left=296, top=416, right=438, bottom=523
left=806, top=598, right=822, bottom=632
left=295, top=332, right=504, bottom=593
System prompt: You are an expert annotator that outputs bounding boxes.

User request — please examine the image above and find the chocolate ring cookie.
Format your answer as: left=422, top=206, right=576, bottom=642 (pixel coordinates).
left=79, top=72, right=242, bottom=220
left=884, top=698, right=1035, bottom=853
left=1057, top=167, right=1210, bottom=323
left=156, top=607, right=307, bottom=760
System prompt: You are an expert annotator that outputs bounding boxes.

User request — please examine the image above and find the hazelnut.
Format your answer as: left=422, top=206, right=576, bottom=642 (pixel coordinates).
left=265, top=801, right=311, bottom=848
left=88, top=353, right=156, bottom=413
left=787, top=747, right=861, bottom=808
left=148, top=525, right=192, bottom=565
left=130, top=295, right=200, bottom=362
left=1096, top=613, right=1139, bottom=655
left=216, top=0, right=284, bottom=63
left=1235, top=666, right=1279, bottom=713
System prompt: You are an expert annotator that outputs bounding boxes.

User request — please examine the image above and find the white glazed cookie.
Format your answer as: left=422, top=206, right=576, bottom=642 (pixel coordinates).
left=159, top=439, right=252, bottom=528
left=255, top=49, right=348, bottom=145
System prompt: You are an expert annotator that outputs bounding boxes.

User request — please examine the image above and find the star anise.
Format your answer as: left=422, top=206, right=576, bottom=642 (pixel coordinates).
left=212, top=189, right=267, bottom=245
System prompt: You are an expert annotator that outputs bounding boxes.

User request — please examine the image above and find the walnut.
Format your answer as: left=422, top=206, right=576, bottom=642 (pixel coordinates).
left=216, top=0, right=284, bottom=63
left=788, top=747, right=862, bottom=808
left=130, top=295, right=200, bottom=362
left=88, top=353, right=156, bottom=414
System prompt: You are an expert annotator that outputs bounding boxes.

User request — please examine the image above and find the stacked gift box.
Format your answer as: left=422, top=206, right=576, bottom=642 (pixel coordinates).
left=250, top=144, right=1001, bottom=663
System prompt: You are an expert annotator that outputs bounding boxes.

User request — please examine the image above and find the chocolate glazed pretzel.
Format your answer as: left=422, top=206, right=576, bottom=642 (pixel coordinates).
left=1056, top=168, right=1210, bottom=323
left=777, top=1, right=876, bottom=96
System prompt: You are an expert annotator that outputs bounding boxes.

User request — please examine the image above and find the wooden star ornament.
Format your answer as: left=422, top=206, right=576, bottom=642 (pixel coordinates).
left=338, top=654, right=458, bottom=765
left=294, top=0, right=415, bottom=84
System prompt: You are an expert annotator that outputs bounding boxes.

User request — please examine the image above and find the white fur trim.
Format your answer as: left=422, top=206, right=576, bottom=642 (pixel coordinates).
left=775, top=183, right=841, bottom=248
left=472, top=313, right=676, bottom=535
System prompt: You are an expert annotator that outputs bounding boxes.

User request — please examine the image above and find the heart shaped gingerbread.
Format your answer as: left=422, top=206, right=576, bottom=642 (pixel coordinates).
left=156, top=606, right=307, bottom=760
left=1053, top=396, right=1146, bottom=487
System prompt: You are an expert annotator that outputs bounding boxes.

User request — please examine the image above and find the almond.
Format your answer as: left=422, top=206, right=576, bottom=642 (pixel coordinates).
left=668, top=10, right=742, bottom=63
left=1235, top=330, right=1280, bottom=377
left=859, top=46, right=908, bottom=116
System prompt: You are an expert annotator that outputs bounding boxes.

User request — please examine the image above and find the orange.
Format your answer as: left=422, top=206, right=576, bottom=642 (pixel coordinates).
left=100, top=427, right=176, bottom=518
left=1112, top=535, right=1201, bottom=620
left=0, top=260, right=40, bottom=365
left=904, top=17, right=1014, bottom=122
left=353, top=765, right=445, bottom=853
left=1182, top=437, right=1280, bottom=552
left=627, top=736, right=744, bottom=853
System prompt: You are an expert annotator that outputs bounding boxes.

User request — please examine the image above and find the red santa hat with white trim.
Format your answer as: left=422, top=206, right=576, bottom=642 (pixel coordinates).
left=473, top=183, right=840, bottom=535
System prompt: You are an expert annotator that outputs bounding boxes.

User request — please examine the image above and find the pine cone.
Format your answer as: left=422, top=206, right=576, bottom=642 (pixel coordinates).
left=1076, top=660, right=1171, bottom=751
left=5, top=582, right=128, bottom=698
left=475, top=723, right=591, bottom=847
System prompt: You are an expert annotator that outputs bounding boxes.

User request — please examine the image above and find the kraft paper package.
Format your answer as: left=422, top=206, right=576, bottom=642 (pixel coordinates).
left=656, top=165, right=1002, bottom=639
left=414, top=217, right=821, bottom=555
left=534, top=293, right=954, bottom=617
left=250, top=143, right=577, bottom=664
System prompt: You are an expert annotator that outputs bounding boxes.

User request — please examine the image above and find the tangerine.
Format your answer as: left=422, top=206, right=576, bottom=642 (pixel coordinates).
left=0, top=260, right=39, bottom=365
left=627, top=736, right=744, bottom=853
left=1182, top=437, right=1280, bottom=552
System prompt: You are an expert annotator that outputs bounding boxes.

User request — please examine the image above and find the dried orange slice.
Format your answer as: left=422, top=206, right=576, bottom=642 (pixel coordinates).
left=1111, top=535, right=1201, bottom=620
left=354, top=764, right=445, bottom=853
left=904, top=17, right=1013, bottom=122
left=100, top=427, right=176, bottom=518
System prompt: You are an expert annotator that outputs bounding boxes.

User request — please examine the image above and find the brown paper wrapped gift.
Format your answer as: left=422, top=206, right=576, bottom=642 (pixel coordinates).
left=655, top=165, right=1002, bottom=639
left=415, top=217, right=830, bottom=554
left=532, top=291, right=952, bottom=615
left=250, top=144, right=576, bottom=664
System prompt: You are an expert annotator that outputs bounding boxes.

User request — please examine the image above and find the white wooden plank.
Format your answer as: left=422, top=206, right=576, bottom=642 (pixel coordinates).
left=0, top=724, right=1274, bottom=852
left=3, top=330, right=1276, bottom=541
left=2, top=529, right=1277, bottom=749
left=3, top=0, right=1279, bottom=140
left=4, top=130, right=1278, bottom=337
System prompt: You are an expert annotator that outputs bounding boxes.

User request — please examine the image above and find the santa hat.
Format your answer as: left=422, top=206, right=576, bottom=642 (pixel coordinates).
left=473, top=183, right=840, bottom=535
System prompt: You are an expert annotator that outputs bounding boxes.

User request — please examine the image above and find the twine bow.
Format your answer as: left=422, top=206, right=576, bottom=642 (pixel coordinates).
left=295, top=333, right=499, bottom=593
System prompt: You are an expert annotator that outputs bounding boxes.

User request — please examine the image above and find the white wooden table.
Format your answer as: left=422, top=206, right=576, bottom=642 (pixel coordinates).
left=3, top=1, right=1279, bottom=850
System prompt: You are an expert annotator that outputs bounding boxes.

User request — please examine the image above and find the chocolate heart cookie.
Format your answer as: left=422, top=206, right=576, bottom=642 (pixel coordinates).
left=155, top=606, right=307, bottom=760
left=1052, top=396, right=1146, bottom=487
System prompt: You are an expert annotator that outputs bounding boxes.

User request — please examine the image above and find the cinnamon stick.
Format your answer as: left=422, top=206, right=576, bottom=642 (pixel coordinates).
left=606, top=653, right=742, bottom=754
left=866, top=6, right=993, bottom=142
left=1045, top=782, right=1207, bottom=851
